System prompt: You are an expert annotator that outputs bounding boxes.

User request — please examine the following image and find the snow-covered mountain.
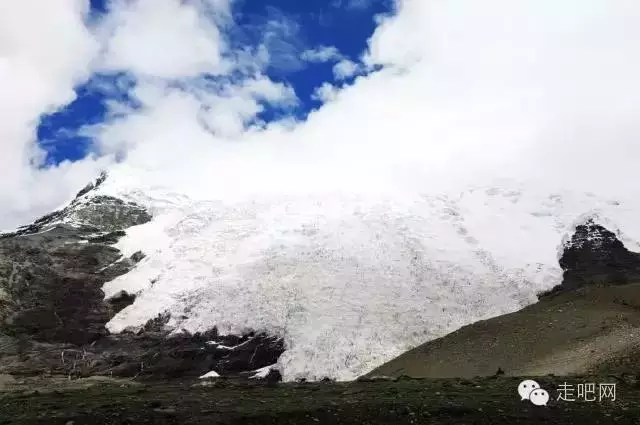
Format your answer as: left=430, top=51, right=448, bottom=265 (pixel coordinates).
left=43, top=166, right=637, bottom=382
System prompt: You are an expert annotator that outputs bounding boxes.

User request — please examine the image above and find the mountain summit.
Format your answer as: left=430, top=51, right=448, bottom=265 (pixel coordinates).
left=2, top=170, right=640, bottom=381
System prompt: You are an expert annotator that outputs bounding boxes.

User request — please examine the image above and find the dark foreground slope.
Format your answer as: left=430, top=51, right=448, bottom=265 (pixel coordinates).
left=368, top=281, right=640, bottom=379
left=368, top=221, right=640, bottom=379
left=0, top=375, right=639, bottom=424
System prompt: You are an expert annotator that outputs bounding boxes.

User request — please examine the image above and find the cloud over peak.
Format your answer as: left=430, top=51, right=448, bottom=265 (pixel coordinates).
left=98, top=0, right=228, bottom=79
left=3, top=0, right=640, bottom=228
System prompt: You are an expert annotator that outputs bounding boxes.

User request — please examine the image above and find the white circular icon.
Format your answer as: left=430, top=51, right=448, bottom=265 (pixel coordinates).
left=517, top=380, right=540, bottom=400
left=529, top=389, right=550, bottom=406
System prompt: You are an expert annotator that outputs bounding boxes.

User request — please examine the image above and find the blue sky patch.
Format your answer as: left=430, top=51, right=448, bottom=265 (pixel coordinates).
left=37, top=0, right=394, bottom=165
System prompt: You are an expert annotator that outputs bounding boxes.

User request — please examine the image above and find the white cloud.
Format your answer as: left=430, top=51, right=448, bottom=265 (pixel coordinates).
left=0, top=0, right=300, bottom=229
left=113, top=0, right=640, bottom=203
left=312, top=82, right=339, bottom=103
left=5, top=0, right=640, bottom=235
left=95, top=74, right=297, bottom=160
left=256, top=8, right=307, bottom=73
left=301, top=46, right=342, bottom=63
left=0, top=0, right=103, bottom=229
left=98, top=0, right=229, bottom=78
left=332, top=59, right=360, bottom=80
left=302, top=47, right=365, bottom=81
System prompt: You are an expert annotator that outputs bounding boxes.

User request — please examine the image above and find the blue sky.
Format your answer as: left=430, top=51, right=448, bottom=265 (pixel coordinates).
left=37, top=0, right=393, bottom=165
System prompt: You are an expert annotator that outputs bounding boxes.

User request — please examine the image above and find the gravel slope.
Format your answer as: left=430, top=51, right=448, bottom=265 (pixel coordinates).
left=367, top=283, right=640, bottom=379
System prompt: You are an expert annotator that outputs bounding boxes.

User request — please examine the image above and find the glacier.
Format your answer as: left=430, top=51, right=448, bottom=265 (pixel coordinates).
left=83, top=166, right=640, bottom=382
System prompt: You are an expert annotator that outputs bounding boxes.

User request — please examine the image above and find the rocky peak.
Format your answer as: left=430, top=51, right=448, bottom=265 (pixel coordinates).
left=542, top=219, right=640, bottom=297
left=0, top=175, right=285, bottom=381
left=0, top=190, right=153, bottom=345
left=74, top=171, right=108, bottom=200
left=1, top=172, right=150, bottom=240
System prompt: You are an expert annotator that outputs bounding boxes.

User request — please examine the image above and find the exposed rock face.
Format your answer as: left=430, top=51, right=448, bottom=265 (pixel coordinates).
left=74, top=171, right=107, bottom=199
left=0, top=323, right=284, bottom=381
left=541, top=220, right=640, bottom=297
left=0, top=173, right=149, bottom=345
left=82, top=329, right=284, bottom=380
left=0, top=173, right=285, bottom=381
left=0, top=172, right=149, bottom=240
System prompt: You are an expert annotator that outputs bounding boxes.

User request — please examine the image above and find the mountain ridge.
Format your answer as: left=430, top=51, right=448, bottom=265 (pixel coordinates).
left=0, top=173, right=284, bottom=381
left=3, top=171, right=640, bottom=381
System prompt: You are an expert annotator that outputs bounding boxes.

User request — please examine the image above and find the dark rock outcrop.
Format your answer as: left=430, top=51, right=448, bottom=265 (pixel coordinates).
left=85, top=322, right=285, bottom=379
left=0, top=174, right=285, bottom=381
left=1, top=174, right=150, bottom=241
left=540, top=220, right=640, bottom=297
left=106, top=291, right=137, bottom=316
left=0, top=322, right=284, bottom=381
left=0, top=171, right=153, bottom=346
left=74, top=171, right=108, bottom=199
left=82, top=328, right=284, bottom=380
left=0, top=172, right=146, bottom=350
left=66, top=195, right=152, bottom=233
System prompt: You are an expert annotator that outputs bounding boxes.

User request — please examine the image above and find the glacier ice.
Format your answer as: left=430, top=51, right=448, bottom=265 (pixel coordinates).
left=93, top=172, right=640, bottom=381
